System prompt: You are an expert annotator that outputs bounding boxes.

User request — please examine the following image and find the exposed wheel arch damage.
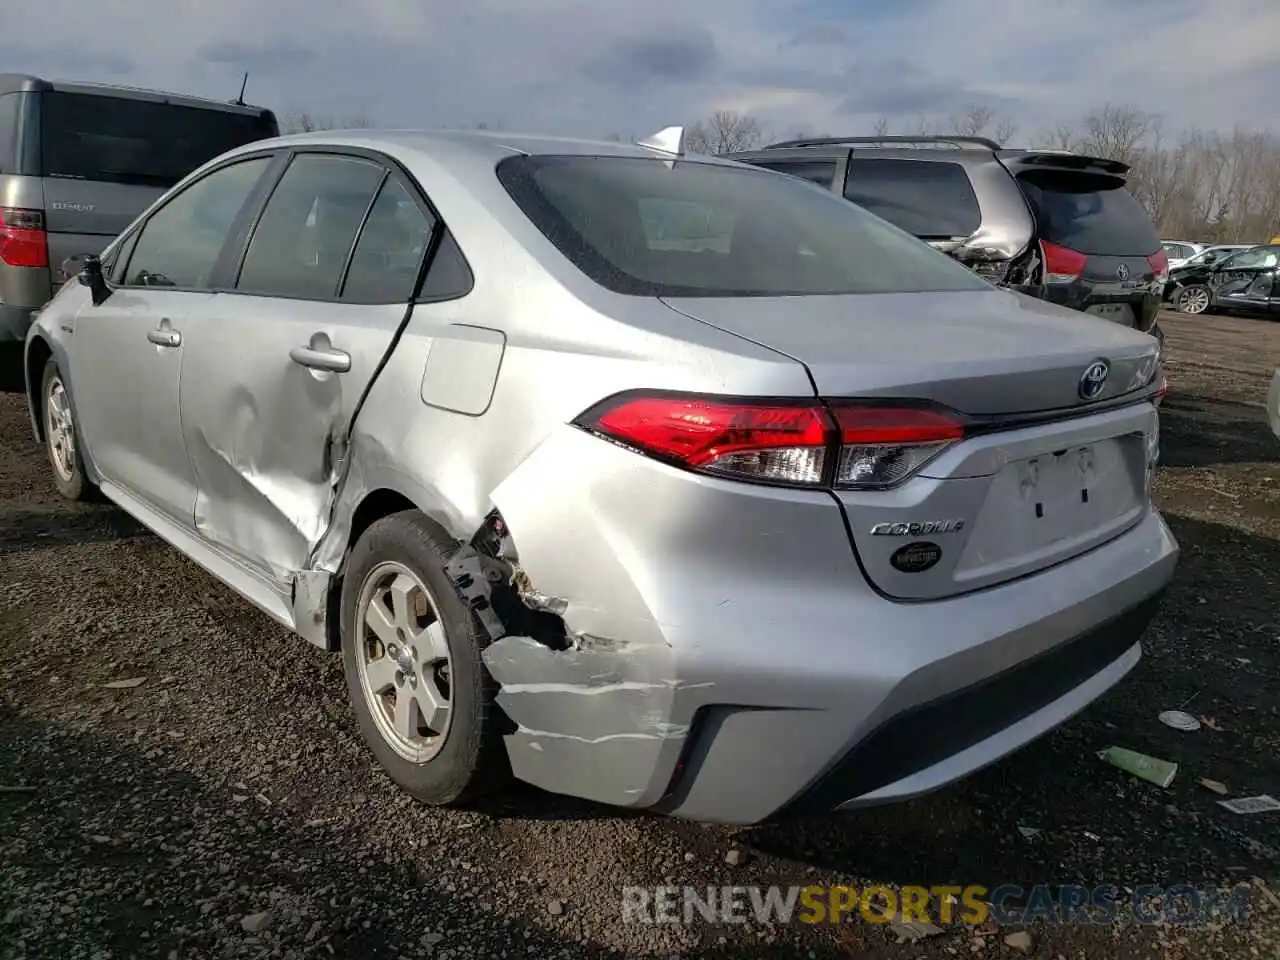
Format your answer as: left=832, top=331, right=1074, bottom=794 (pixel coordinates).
left=292, top=447, right=698, bottom=812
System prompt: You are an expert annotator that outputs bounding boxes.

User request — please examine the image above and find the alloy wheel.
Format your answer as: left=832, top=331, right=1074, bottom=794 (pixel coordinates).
left=45, top=376, right=77, bottom=483
left=354, top=561, right=455, bottom=763
left=1179, top=287, right=1210, bottom=315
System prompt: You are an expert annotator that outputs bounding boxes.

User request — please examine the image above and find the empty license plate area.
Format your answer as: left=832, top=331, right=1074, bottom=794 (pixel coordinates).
left=955, top=434, right=1146, bottom=585
left=1085, top=303, right=1136, bottom=326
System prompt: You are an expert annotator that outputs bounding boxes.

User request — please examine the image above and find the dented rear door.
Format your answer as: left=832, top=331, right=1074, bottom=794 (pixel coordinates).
left=179, top=293, right=408, bottom=586
left=177, top=151, right=435, bottom=588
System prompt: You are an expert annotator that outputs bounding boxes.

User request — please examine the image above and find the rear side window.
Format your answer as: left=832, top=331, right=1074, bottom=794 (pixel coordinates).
left=1162, top=242, right=1193, bottom=260
left=237, top=154, right=385, bottom=300
left=416, top=230, right=474, bottom=301
left=753, top=160, right=837, bottom=188
left=1018, top=172, right=1159, bottom=256
left=1219, top=247, right=1279, bottom=270
left=341, top=177, right=436, bottom=302
left=39, top=91, right=277, bottom=188
left=496, top=154, right=989, bottom=298
left=842, top=158, right=981, bottom=238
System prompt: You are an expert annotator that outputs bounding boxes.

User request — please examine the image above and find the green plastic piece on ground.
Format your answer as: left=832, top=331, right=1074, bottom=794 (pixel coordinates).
left=1098, top=746, right=1178, bottom=788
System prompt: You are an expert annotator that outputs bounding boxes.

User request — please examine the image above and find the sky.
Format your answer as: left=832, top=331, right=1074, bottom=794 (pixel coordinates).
left=3, top=0, right=1279, bottom=142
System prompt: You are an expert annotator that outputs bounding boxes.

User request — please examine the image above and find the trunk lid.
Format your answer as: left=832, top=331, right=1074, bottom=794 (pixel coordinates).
left=661, top=288, right=1159, bottom=413
left=661, top=288, right=1161, bottom=600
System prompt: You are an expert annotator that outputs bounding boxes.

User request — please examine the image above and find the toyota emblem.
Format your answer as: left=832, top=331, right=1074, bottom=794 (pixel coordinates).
left=1116, top=263, right=1130, bottom=281
left=1079, top=359, right=1111, bottom=400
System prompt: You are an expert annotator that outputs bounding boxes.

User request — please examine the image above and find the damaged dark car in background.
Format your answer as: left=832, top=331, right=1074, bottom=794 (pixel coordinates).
left=1162, top=243, right=1280, bottom=317
left=25, top=126, right=1176, bottom=825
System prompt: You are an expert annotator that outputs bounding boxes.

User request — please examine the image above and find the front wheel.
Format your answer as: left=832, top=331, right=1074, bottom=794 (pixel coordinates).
left=41, top=359, right=94, bottom=501
left=1175, top=284, right=1212, bottom=315
left=340, top=510, right=509, bottom=806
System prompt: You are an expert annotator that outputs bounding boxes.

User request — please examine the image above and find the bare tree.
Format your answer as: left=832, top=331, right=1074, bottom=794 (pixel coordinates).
left=1074, top=104, right=1153, bottom=165
left=947, top=105, right=995, bottom=138
left=685, top=111, right=765, bottom=154
left=281, top=111, right=372, bottom=134
left=874, top=106, right=1017, bottom=144
left=994, top=116, right=1019, bottom=146
left=1029, top=103, right=1280, bottom=242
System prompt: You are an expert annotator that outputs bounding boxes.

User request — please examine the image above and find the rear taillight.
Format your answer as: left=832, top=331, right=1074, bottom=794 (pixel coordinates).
left=1040, top=240, right=1086, bottom=284
left=0, top=207, right=49, bottom=268
left=1147, top=249, right=1168, bottom=281
left=586, top=395, right=831, bottom=485
left=576, top=394, right=965, bottom=490
left=830, top=404, right=964, bottom=488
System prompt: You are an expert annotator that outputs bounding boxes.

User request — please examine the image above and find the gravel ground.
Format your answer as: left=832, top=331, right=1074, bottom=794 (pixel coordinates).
left=1, top=312, right=1278, bottom=959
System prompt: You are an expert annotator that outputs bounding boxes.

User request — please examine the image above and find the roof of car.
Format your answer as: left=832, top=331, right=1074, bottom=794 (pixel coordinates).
left=245, top=128, right=747, bottom=169
left=0, top=72, right=273, bottom=116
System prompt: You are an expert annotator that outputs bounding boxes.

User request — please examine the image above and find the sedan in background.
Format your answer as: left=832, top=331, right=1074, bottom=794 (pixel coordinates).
left=25, top=127, right=1175, bottom=824
left=1162, top=240, right=1206, bottom=270
left=1165, top=244, right=1280, bottom=316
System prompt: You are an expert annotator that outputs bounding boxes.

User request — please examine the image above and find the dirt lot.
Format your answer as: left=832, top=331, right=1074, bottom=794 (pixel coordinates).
left=1, top=311, right=1278, bottom=959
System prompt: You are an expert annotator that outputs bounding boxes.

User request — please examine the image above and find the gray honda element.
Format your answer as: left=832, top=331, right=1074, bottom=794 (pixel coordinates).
left=0, top=74, right=278, bottom=341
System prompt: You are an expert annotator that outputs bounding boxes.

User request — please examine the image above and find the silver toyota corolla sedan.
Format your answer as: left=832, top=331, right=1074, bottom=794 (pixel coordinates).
left=23, top=127, right=1177, bottom=825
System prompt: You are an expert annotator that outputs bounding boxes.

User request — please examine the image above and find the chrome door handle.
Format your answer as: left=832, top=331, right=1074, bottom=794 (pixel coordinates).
left=290, top=344, right=351, bottom=373
left=147, top=327, right=181, bottom=347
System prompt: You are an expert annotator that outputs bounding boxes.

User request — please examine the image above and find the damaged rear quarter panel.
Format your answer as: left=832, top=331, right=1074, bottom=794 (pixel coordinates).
left=480, top=423, right=875, bottom=815
left=301, top=251, right=817, bottom=809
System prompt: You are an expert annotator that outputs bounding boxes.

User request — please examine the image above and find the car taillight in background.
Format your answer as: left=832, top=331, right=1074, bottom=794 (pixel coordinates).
left=0, top=207, right=49, bottom=268
left=1147, top=248, right=1169, bottom=281
left=1040, top=240, right=1087, bottom=284
left=576, top=394, right=965, bottom=490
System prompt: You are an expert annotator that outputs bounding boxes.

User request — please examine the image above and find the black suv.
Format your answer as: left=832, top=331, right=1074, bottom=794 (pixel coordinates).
left=1163, top=244, right=1280, bottom=317
left=727, top=136, right=1167, bottom=342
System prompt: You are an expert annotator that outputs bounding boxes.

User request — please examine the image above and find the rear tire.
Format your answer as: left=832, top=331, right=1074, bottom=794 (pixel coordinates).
left=1175, top=284, right=1211, bottom=315
left=40, top=359, right=94, bottom=502
left=340, top=510, right=509, bottom=806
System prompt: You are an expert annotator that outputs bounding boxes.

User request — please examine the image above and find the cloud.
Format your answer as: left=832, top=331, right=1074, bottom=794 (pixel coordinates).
left=784, top=23, right=852, bottom=48
left=197, top=38, right=318, bottom=73
left=3, top=0, right=1278, bottom=140
left=582, top=28, right=719, bottom=87
left=0, top=42, right=135, bottom=76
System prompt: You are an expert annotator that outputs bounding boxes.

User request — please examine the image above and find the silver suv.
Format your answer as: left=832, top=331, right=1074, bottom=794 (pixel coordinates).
left=728, top=136, right=1167, bottom=342
left=0, top=73, right=277, bottom=342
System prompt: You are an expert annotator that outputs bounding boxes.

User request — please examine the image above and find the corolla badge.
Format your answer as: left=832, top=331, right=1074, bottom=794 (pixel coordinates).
left=1116, top=263, right=1130, bottom=281
left=870, top=519, right=965, bottom=536
left=1079, top=359, right=1111, bottom=400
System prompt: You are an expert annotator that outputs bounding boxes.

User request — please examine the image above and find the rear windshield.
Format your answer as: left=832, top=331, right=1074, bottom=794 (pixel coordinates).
left=495, top=155, right=990, bottom=298
left=842, top=158, right=981, bottom=239
left=40, top=91, right=277, bottom=187
left=1017, top=171, right=1159, bottom=256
